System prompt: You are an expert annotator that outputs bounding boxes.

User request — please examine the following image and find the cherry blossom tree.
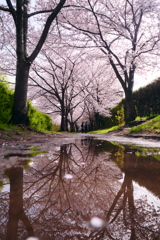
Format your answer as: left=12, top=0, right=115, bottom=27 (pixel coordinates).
left=82, top=63, right=121, bottom=130
left=0, top=0, right=67, bottom=125
left=29, top=44, right=120, bottom=131
left=64, top=0, right=160, bottom=122
left=29, top=47, right=91, bottom=131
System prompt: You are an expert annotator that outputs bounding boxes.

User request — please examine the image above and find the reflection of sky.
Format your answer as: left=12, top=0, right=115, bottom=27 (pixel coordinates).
left=133, top=181, right=160, bottom=210
left=119, top=174, right=160, bottom=210
left=1, top=183, right=10, bottom=193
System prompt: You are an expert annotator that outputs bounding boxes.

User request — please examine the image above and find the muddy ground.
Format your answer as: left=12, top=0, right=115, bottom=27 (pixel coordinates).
left=0, top=127, right=160, bottom=148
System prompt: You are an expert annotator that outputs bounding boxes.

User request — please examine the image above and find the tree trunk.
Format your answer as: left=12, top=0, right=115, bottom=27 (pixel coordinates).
left=60, top=114, right=65, bottom=131
left=70, top=122, right=75, bottom=132
left=60, top=107, right=67, bottom=131
left=10, top=61, right=30, bottom=125
left=124, top=90, right=136, bottom=123
left=65, top=114, right=69, bottom=131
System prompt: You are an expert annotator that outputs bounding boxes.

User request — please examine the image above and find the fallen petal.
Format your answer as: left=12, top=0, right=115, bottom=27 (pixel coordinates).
left=26, top=237, right=39, bottom=240
left=90, top=216, right=104, bottom=228
left=64, top=173, right=73, bottom=179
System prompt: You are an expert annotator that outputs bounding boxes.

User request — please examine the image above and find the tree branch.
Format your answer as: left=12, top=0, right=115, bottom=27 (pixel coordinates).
left=6, top=0, right=17, bottom=23
left=0, top=5, right=10, bottom=12
left=28, top=0, right=66, bottom=63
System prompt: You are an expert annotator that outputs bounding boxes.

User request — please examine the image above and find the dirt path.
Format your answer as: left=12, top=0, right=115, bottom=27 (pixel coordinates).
left=0, top=128, right=160, bottom=148
left=93, top=133, right=160, bottom=148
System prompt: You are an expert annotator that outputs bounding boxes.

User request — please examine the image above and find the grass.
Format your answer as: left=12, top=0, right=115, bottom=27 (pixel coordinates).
left=89, top=125, right=119, bottom=134
left=0, top=123, right=23, bottom=133
left=0, top=122, right=60, bottom=134
left=130, top=115, right=160, bottom=133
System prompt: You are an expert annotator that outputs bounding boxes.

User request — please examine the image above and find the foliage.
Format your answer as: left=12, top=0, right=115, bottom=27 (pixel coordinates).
left=110, top=101, right=125, bottom=126
left=101, top=101, right=125, bottom=129
left=93, top=113, right=111, bottom=130
left=27, top=101, right=53, bottom=132
left=133, top=78, right=160, bottom=117
left=51, top=123, right=60, bottom=132
left=0, top=76, right=14, bottom=124
left=130, top=115, right=160, bottom=134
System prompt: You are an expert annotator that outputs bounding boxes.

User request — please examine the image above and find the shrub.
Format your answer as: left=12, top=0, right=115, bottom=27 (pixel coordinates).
left=0, top=77, right=14, bottom=124
left=133, top=78, right=160, bottom=117
left=27, top=101, right=53, bottom=131
left=110, top=100, right=125, bottom=126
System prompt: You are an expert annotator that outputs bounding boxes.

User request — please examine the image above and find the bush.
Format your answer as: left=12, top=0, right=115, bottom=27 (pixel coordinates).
left=133, top=78, right=160, bottom=117
left=0, top=77, right=14, bottom=124
left=27, top=101, right=53, bottom=131
left=109, top=100, right=125, bottom=126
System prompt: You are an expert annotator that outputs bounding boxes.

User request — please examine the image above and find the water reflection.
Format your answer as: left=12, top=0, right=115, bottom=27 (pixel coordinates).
left=0, top=138, right=160, bottom=239
left=6, top=167, right=34, bottom=239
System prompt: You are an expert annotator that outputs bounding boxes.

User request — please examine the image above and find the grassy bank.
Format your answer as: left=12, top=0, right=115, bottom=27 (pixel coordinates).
left=89, top=126, right=119, bottom=134
left=130, top=115, right=160, bottom=134
left=88, top=115, right=160, bottom=135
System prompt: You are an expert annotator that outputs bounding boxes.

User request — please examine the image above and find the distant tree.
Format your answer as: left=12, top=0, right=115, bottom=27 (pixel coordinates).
left=29, top=45, right=119, bottom=131
left=64, top=0, right=160, bottom=122
left=29, top=47, right=89, bottom=131
left=80, top=60, right=121, bottom=130
left=0, top=0, right=67, bottom=125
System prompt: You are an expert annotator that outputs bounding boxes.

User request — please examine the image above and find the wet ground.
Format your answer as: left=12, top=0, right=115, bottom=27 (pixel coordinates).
left=0, top=133, right=160, bottom=239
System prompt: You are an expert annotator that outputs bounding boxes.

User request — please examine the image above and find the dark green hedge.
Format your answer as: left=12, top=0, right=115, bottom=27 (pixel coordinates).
left=106, top=77, right=160, bottom=126
left=133, top=78, right=160, bottom=117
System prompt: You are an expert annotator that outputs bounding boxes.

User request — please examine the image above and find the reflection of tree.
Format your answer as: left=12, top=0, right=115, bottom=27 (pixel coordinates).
left=0, top=140, right=160, bottom=239
left=105, top=152, right=160, bottom=240
left=107, top=173, right=135, bottom=239
left=9, top=141, right=119, bottom=239
left=112, top=145, right=160, bottom=198
left=6, top=167, right=34, bottom=240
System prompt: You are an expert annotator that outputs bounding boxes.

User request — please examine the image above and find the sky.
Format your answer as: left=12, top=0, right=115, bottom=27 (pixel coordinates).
left=134, top=67, right=160, bottom=90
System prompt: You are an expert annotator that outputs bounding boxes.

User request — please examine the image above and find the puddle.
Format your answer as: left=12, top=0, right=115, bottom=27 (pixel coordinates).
left=0, top=137, right=160, bottom=239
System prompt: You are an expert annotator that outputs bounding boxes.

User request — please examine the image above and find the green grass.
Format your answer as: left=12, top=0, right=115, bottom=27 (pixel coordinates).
left=89, top=125, right=119, bottom=134
left=135, top=116, right=148, bottom=121
left=0, top=123, right=22, bottom=132
left=130, top=115, right=160, bottom=133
